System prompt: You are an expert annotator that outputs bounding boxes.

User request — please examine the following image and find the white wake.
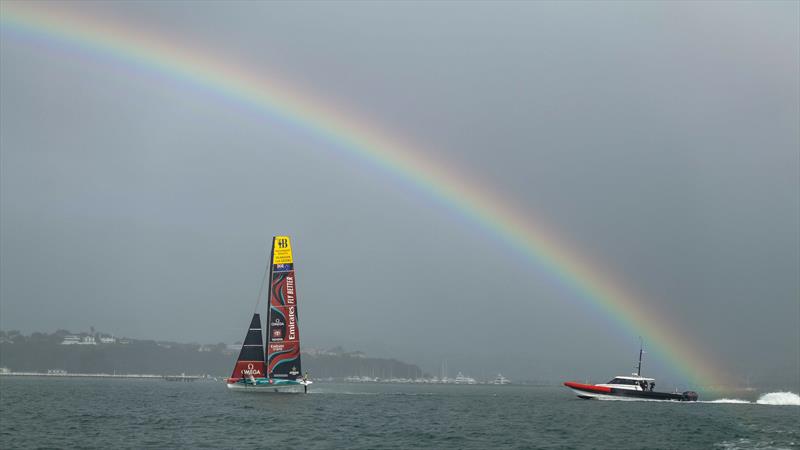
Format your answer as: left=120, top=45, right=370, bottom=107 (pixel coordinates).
left=755, top=391, right=800, bottom=406
left=704, top=398, right=751, bottom=404
left=702, top=391, right=799, bottom=405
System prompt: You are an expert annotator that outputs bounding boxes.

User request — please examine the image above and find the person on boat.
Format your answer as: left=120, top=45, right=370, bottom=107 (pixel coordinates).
left=650, top=382, right=655, bottom=391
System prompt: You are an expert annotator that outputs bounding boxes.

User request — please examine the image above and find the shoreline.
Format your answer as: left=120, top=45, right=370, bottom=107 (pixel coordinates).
left=0, top=372, right=203, bottom=380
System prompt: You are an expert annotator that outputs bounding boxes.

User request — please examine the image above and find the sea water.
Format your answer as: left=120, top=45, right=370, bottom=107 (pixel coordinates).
left=1, top=377, right=798, bottom=449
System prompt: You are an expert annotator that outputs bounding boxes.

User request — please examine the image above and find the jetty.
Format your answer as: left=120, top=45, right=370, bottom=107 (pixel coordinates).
left=163, top=373, right=202, bottom=382
left=0, top=371, right=161, bottom=379
left=0, top=370, right=204, bottom=381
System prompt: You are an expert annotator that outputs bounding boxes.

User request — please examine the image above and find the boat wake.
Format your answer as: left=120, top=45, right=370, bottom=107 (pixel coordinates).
left=756, top=392, right=800, bottom=405
left=322, top=391, right=380, bottom=396
left=702, top=392, right=799, bottom=406
left=703, top=398, right=751, bottom=404
left=591, top=391, right=800, bottom=405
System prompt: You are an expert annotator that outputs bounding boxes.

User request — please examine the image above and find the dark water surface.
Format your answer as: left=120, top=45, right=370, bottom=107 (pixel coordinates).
left=1, top=377, right=798, bottom=449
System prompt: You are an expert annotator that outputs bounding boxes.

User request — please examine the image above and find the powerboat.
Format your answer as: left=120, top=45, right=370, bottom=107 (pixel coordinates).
left=563, top=342, right=698, bottom=401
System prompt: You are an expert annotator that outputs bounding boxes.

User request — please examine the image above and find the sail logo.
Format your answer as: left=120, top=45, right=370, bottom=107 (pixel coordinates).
left=286, top=276, right=295, bottom=304
left=288, top=306, right=297, bottom=340
left=241, top=363, right=262, bottom=376
left=271, top=318, right=284, bottom=327
left=272, top=236, right=293, bottom=265
left=289, top=366, right=300, bottom=376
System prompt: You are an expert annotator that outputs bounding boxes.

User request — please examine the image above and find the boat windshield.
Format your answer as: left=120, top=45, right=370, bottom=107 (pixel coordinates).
left=607, top=378, right=640, bottom=385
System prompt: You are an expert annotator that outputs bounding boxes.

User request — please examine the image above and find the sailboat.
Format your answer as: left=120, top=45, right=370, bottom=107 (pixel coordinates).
left=226, top=236, right=312, bottom=392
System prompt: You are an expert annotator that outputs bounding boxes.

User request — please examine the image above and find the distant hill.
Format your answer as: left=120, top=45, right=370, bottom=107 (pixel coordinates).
left=0, top=330, right=423, bottom=378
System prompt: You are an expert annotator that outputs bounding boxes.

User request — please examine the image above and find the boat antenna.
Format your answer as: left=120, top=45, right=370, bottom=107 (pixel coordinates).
left=637, top=337, right=644, bottom=376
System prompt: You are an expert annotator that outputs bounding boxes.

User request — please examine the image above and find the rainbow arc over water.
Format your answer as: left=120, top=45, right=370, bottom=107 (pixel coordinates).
left=1, top=3, right=729, bottom=387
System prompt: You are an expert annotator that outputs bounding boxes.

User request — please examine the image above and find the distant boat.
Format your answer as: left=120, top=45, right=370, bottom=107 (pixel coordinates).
left=563, top=341, right=698, bottom=401
left=492, top=373, right=511, bottom=385
left=454, top=372, right=477, bottom=384
left=226, top=236, right=311, bottom=392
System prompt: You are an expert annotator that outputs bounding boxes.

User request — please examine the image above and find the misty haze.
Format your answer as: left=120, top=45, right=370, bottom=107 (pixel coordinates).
left=2, top=0, right=798, bottom=388
left=1, top=2, right=799, bottom=448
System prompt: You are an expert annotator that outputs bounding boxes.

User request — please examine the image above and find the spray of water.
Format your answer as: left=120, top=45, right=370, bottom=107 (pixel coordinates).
left=701, top=392, right=799, bottom=405
left=704, top=398, right=751, bottom=404
left=755, top=392, right=800, bottom=406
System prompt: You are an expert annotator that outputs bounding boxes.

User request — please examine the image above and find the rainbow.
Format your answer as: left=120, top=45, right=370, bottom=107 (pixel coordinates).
left=1, top=3, right=728, bottom=387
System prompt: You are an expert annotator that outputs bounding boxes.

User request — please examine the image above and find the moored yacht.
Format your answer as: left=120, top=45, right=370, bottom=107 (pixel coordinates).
left=454, top=372, right=477, bottom=384
left=492, top=373, right=511, bottom=385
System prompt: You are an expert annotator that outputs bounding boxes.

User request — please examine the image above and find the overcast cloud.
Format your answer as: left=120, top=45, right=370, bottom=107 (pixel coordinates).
left=1, top=1, right=797, bottom=387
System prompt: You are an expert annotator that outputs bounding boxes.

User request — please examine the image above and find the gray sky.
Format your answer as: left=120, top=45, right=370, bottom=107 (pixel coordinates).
left=1, top=1, right=798, bottom=388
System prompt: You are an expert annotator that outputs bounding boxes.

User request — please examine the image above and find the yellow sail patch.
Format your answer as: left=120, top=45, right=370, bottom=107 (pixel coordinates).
left=272, top=236, right=293, bottom=265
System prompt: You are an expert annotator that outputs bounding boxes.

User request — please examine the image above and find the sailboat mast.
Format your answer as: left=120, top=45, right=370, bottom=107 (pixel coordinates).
left=264, top=237, right=276, bottom=365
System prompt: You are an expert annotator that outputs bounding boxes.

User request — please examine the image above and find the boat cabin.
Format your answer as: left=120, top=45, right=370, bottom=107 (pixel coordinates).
left=598, top=375, right=656, bottom=391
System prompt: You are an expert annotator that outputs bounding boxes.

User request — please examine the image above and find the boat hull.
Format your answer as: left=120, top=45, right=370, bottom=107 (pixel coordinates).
left=564, top=382, right=698, bottom=401
left=226, top=378, right=312, bottom=391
